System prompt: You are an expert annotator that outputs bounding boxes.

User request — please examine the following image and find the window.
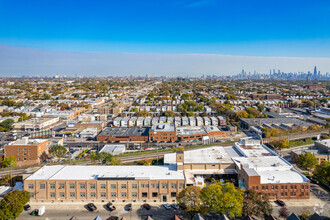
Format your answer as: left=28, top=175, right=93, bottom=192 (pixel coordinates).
left=179, top=184, right=185, bottom=189
left=294, top=185, right=297, bottom=189
left=142, top=192, right=148, bottom=198
left=262, top=186, right=265, bottom=190
left=50, top=192, right=55, bottom=198
left=151, top=184, right=155, bottom=188
left=121, top=184, right=126, bottom=189
left=40, top=184, right=45, bottom=189
left=59, top=192, right=65, bottom=197
left=271, top=185, right=274, bottom=189
left=256, top=186, right=258, bottom=190
left=290, top=185, right=293, bottom=189
left=111, top=192, right=116, bottom=197
left=59, top=184, right=65, bottom=189
left=90, top=184, right=96, bottom=189
left=145, top=184, right=149, bottom=188
left=80, top=184, right=85, bottom=189
left=70, top=192, right=75, bottom=197
left=69, top=184, right=75, bottom=189
left=50, top=184, right=55, bottom=189
left=301, top=192, right=304, bottom=196
left=90, top=192, right=96, bottom=198
left=23, top=153, right=26, bottom=156
left=281, top=186, right=284, bottom=190
left=152, top=192, right=158, bottom=197
left=156, top=184, right=159, bottom=189
left=171, top=184, right=177, bottom=189
left=132, top=192, right=137, bottom=197
left=275, top=186, right=278, bottom=190
left=140, top=184, right=144, bottom=188
left=30, top=193, right=34, bottom=198
left=171, top=192, right=177, bottom=197
left=100, top=192, right=106, bottom=197
left=162, top=184, right=168, bottom=189
left=111, top=184, right=116, bottom=189
left=132, top=184, right=137, bottom=189
left=121, top=192, right=126, bottom=198
left=80, top=192, right=85, bottom=198
left=100, top=184, right=106, bottom=189
left=28, top=184, right=34, bottom=189
left=301, top=185, right=304, bottom=189
left=252, top=186, right=255, bottom=190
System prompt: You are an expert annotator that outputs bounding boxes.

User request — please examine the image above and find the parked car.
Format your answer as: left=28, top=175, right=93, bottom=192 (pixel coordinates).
left=143, top=203, right=151, bottom=210
left=275, top=200, right=286, bottom=207
left=107, top=216, right=119, bottom=220
left=24, top=204, right=31, bottom=211
left=87, top=203, right=97, bottom=211
left=106, top=202, right=116, bottom=212
left=30, top=206, right=45, bottom=216
left=125, top=203, right=132, bottom=211
left=163, top=203, right=171, bottom=210
left=171, top=204, right=179, bottom=210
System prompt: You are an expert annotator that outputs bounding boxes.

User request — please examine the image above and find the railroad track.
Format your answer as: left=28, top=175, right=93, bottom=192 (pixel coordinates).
left=0, top=142, right=236, bottom=177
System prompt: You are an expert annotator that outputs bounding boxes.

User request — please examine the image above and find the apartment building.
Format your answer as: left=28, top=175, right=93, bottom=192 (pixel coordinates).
left=4, top=137, right=49, bottom=166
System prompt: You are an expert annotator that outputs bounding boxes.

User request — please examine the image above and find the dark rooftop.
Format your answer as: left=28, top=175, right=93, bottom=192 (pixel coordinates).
left=98, top=127, right=150, bottom=137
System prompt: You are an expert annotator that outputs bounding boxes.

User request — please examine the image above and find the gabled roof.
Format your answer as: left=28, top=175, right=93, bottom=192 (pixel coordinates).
left=218, top=214, right=230, bottom=220
left=171, top=215, right=182, bottom=220
left=287, top=213, right=300, bottom=220
left=308, top=213, right=321, bottom=220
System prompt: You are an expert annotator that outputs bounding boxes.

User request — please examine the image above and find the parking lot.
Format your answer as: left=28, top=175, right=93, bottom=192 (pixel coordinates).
left=18, top=203, right=188, bottom=220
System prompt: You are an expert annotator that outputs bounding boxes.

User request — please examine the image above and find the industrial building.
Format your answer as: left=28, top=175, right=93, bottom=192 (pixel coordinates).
left=24, top=137, right=310, bottom=202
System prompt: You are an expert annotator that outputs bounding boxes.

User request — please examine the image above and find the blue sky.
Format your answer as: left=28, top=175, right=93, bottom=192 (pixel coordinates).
left=0, top=0, right=330, bottom=75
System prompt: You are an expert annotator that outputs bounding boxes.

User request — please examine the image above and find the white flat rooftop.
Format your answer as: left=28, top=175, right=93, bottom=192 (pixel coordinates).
left=164, top=146, right=233, bottom=164
left=26, top=165, right=184, bottom=181
left=232, top=157, right=308, bottom=184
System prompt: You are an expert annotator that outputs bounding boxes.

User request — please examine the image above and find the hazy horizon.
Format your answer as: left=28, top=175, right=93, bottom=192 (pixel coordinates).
left=1, top=45, right=330, bottom=77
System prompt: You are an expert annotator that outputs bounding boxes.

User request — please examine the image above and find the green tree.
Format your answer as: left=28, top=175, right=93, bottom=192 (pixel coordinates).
left=300, top=209, right=311, bottom=220
left=297, top=152, right=319, bottom=170
left=177, top=186, right=203, bottom=219
left=49, top=144, right=67, bottom=158
left=257, top=104, right=265, bottom=112
left=246, top=107, right=261, bottom=118
left=139, top=159, right=152, bottom=165
left=187, top=112, right=195, bottom=117
left=242, top=190, right=272, bottom=217
left=271, top=138, right=289, bottom=149
left=164, top=110, right=175, bottom=117
left=0, top=190, right=30, bottom=219
left=313, top=161, right=330, bottom=185
left=138, top=110, right=150, bottom=117
left=130, top=107, right=138, bottom=112
left=0, top=119, right=14, bottom=132
left=236, top=110, right=248, bottom=118
left=181, top=93, right=191, bottom=100
left=1, top=156, right=17, bottom=168
left=43, top=94, right=51, bottom=100
left=201, top=182, right=244, bottom=218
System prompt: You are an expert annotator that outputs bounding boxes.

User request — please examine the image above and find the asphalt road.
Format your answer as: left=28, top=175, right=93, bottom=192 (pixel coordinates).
left=18, top=203, right=188, bottom=220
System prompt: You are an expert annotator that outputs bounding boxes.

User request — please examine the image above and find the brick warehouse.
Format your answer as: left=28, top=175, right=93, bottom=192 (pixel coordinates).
left=97, top=127, right=150, bottom=142
left=25, top=137, right=309, bottom=202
